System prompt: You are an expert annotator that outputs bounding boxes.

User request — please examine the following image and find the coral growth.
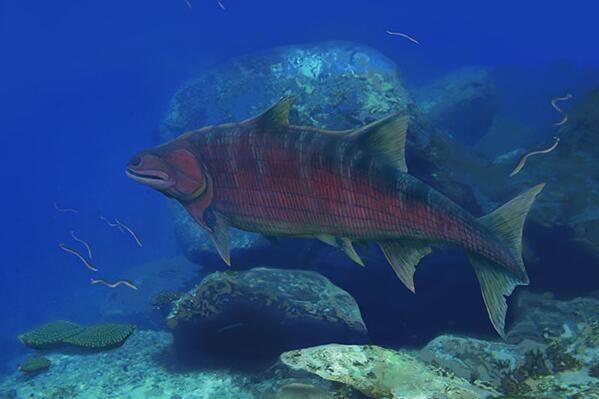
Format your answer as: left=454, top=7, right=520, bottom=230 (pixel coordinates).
left=18, top=321, right=84, bottom=349
left=18, top=321, right=135, bottom=352
left=63, top=323, right=136, bottom=350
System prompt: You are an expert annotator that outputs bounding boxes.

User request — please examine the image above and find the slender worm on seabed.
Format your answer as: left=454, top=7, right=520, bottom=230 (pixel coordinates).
left=59, top=243, right=98, bottom=272
left=100, top=216, right=124, bottom=232
left=510, top=136, right=560, bottom=177
left=115, top=219, right=143, bottom=247
left=91, top=278, right=138, bottom=290
left=184, top=0, right=192, bottom=9
left=53, top=202, right=78, bottom=213
left=551, top=93, right=572, bottom=126
left=386, top=30, right=420, bottom=44
left=70, top=230, right=92, bottom=259
left=217, top=0, right=225, bottom=10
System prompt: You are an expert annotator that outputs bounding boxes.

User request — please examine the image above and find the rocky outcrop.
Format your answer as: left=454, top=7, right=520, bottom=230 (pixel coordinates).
left=413, top=67, right=499, bottom=145
left=281, top=344, right=496, bottom=399
left=167, top=268, right=367, bottom=364
left=418, top=290, right=599, bottom=398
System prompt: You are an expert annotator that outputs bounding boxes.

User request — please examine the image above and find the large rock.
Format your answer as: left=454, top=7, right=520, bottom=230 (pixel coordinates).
left=166, top=267, right=367, bottom=365
left=281, top=344, right=496, bottom=399
left=413, top=67, right=499, bottom=145
left=420, top=335, right=542, bottom=387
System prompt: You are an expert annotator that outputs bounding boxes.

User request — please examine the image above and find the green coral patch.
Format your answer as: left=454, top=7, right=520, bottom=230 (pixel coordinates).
left=18, top=356, right=51, bottom=373
left=18, top=320, right=84, bottom=349
left=63, top=323, right=135, bottom=350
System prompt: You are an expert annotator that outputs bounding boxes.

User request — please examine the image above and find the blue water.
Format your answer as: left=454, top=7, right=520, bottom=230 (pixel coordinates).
left=1, top=0, right=598, bottom=379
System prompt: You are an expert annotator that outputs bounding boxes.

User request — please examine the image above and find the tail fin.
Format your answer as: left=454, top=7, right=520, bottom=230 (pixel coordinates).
left=469, top=183, right=545, bottom=337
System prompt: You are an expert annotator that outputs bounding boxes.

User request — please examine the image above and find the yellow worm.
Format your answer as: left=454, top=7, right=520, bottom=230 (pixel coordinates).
left=115, top=219, right=143, bottom=247
left=90, top=278, right=138, bottom=290
left=386, top=30, right=420, bottom=44
left=70, top=230, right=92, bottom=259
left=59, top=243, right=98, bottom=272
left=551, top=93, right=572, bottom=126
left=510, top=136, right=560, bottom=177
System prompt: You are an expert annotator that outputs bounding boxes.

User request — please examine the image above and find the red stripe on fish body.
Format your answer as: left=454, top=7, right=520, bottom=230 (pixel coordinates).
left=194, top=124, right=517, bottom=273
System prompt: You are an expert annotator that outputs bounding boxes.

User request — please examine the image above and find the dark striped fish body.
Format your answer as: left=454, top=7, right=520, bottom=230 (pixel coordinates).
left=127, top=97, right=544, bottom=337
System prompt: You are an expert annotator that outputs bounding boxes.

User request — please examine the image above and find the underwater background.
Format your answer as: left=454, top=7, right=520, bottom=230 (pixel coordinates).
left=1, top=0, right=599, bottom=398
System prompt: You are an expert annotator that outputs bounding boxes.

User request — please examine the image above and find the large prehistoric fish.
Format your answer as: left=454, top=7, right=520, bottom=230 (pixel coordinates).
left=126, top=97, right=544, bottom=337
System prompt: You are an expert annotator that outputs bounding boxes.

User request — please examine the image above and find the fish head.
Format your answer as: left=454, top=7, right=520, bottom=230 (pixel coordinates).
left=126, top=139, right=211, bottom=204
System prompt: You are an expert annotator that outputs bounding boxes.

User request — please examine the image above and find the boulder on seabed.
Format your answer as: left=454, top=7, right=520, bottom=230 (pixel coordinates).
left=413, top=66, right=499, bottom=145
left=166, top=267, right=368, bottom=365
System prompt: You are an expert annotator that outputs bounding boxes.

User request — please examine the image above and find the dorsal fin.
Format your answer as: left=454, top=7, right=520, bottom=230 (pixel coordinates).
left=349, top=114, right=410, bottom=172
left=253, top=96, right=295, bottom=128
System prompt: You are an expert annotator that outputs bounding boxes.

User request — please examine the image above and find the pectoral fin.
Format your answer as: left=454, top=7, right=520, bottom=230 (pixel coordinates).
left=204, top=210, right=231, bottom=266
left=378, top=240, right=432, bottom=292
left=339, top=238, right=364, bottom=266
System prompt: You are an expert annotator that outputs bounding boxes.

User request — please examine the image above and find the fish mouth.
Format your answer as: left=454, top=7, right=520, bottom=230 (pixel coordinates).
left=126, top=168, right=174, bottom=189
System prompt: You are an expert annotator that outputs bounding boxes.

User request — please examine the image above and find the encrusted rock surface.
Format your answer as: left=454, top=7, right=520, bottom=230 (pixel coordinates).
left=418, top=290, right=599, bottom=398
left=167, top=268, right=367, bottom=363
left=281, top=344, right=497, bottom=399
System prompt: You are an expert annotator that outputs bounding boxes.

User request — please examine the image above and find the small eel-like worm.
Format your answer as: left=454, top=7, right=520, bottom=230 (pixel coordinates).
left=510, top=136, right=560, bottom=177
left=70, top=230, right=92, bottom=259
left=184, top=0, right=192, bottom=9
left=100, top=216, right=124, bottom=232
left=551, top=93, right=572, bottom=126
left=91, top=278, right=138, bottom=290
left=386, top=30, right=420, bottom=44
left=59, top=243, right=98, bottom=272
left=115, top=219, right=143, bottom=247
left=217, top=0, right=225, bottom=10
left=53, top=202, right=78, bottom=213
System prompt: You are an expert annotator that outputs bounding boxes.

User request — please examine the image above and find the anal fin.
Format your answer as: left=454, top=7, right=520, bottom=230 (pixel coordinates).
left=378, top=240, right=431, bottom=293
left=468, top=253, right=527, bottom=338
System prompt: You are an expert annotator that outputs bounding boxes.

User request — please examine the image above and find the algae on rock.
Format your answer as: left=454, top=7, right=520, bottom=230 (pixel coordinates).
left=281, top=344, right=496, bottom=399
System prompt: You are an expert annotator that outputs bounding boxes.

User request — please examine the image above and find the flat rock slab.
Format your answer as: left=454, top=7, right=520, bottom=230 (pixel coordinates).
left=281, top=344, right=496, bottom=399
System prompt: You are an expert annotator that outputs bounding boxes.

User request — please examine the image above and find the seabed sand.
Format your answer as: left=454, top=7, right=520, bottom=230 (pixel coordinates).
left=0, top=331, right=253, bottom=399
